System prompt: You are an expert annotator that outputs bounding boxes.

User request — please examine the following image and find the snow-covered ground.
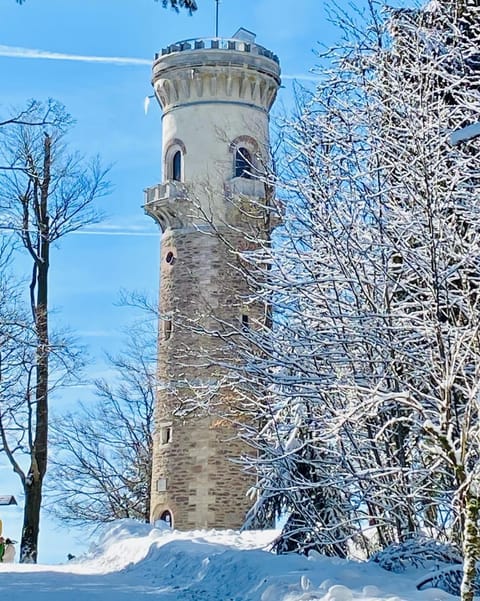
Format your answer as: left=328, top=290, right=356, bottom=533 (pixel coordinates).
left=0, top=520, right=455, bottom=601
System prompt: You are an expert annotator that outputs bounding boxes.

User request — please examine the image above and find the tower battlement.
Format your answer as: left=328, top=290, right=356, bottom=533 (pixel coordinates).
left=152, top=36, right=280, bottom=114
left=157, top=36, right=279, bottom=64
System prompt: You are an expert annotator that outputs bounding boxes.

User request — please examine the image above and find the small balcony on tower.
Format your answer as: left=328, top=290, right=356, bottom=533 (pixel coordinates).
left=225, top=177, right=268, bottom=198
left=144, top=180, right=190, bottom=231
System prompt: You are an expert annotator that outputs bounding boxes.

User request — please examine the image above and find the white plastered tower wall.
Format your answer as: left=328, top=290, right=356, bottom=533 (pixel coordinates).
left=145, top=31, right=280, bottom=530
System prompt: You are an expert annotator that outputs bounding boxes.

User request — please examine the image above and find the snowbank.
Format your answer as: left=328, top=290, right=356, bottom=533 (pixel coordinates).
left=0, top=520, right=455, bottom=601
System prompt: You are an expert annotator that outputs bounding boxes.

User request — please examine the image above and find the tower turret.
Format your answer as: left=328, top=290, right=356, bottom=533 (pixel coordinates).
left=145, top=30, right=280, bottom=530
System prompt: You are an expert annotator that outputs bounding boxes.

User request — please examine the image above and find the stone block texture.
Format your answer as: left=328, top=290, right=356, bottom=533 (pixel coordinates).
left=146, top=35, right=280, bottom=530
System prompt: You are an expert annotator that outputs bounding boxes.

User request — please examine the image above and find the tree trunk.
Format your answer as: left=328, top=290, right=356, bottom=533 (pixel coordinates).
left=460, top=491, right=480, bottom=601
left=20, top=469, right=43, bottom=563
left=19, top=134, right=51, bottom=563
left=19, top=287, right=49, bottom=562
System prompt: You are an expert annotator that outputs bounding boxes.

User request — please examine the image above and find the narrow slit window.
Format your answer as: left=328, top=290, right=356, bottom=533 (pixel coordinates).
left=164, top=319, right=172, bottom=340
left=172, top=150, right=182, bottom=181
left=235, top=147, right=253, bottom=179
left=160, top=425, right=172, bottom=445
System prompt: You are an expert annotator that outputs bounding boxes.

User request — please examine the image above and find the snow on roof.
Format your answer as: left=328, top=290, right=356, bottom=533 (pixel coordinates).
left=0, top=495, right=17, bottom=506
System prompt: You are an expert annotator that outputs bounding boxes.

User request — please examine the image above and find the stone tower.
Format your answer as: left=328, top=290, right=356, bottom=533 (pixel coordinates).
left=145, top=29, right=280, bottom=530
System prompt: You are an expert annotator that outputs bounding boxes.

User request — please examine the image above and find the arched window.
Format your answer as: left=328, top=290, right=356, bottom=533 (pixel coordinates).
left=235, top=147, right=253, bottom=179
left=164, top=138, right=186, bottom=182
left=172, top=150, right=182, bottom=181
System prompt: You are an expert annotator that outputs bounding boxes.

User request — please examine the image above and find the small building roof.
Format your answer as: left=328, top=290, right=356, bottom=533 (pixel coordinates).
left=232, top=28, right=256, bottom=43
left=0, top=495, right=17, bottom=506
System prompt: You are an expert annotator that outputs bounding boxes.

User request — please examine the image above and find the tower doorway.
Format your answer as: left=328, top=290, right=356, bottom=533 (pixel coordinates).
left=159, top=510, right=173, bottom=528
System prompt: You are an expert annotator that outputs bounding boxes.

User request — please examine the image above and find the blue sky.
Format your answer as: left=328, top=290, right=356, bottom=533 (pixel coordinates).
left=1, top=0, right=332, bottom=374
left=0, top=0, right=408, bottom=563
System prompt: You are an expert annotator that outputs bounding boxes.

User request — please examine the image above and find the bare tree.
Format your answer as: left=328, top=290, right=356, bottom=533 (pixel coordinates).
left=0, top=99, right=109, bottom=562
left=0, top=240, right=36, bottom=464
left=46, top=322, right=156, bottom=527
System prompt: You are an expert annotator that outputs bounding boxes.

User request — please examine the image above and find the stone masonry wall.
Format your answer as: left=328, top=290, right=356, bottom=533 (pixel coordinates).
left=148, top=40, right=280, bottom=531
left=150, top=226, right=263, bottom=529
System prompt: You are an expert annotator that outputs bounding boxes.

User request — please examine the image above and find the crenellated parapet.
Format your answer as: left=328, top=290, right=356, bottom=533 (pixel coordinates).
left=152, top=37, right=281, bottom=114
left=157, top=37, right=279, bottom=64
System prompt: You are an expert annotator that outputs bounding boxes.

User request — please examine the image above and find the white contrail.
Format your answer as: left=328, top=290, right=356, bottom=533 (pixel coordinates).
left=0, top=220, right=160, bottom=237
left=72, top=224, right=160, bottom=236
left=281, top=73, right=320, bottom=82
left=0, top=44, right=151, bottom=66
left=0, top=44, right=320, bottom=80
left=73, top=229, right=160, bottom=237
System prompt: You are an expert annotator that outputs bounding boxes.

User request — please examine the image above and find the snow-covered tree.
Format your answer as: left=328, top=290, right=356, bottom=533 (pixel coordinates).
left=238, top=6, right=480, bottom=598
left=375, top=3, right=480, bottom=598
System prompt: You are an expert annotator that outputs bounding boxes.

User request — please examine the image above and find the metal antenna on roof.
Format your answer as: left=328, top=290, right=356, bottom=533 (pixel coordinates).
left=215, top=0, right=220, bottom=37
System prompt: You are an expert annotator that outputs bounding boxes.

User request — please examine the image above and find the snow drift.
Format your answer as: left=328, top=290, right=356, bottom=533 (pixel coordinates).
left=0, top=520, right=459, bottom=600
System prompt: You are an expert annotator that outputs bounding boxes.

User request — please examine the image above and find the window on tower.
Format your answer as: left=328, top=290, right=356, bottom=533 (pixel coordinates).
left=172, top=150, right=182, bottom=181
left=164, top=319, right=172, bottom=340
left=164, top=138, right=186, bottom=183
left=235, top=147, right=253, bottom=179
left=160, top=424, right=172, bottom=445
